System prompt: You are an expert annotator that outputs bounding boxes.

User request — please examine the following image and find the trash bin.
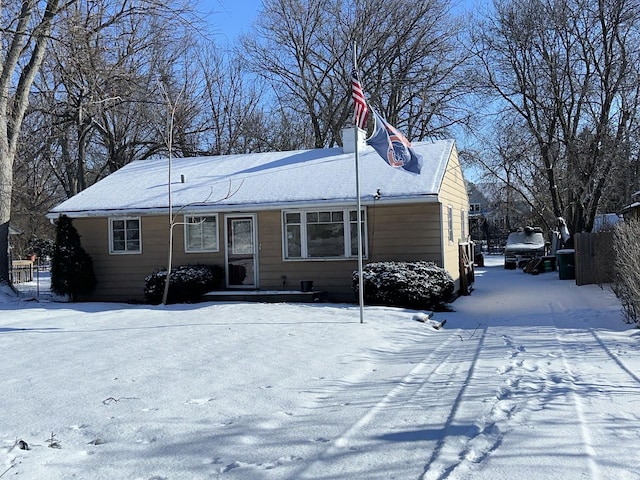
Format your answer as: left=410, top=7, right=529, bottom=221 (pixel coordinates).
left=541, top=255, right=556, bottom=272
left=556, top=249, right=575, bottom=280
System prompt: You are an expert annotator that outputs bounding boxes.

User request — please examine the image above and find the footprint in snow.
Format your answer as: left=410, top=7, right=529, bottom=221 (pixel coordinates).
left=185, top=398, right=214, bottom=405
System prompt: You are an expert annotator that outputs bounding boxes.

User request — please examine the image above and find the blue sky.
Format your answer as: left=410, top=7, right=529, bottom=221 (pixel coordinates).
left=199, top=0, right=479, bottom=43
left=199, top=0, right=263, bottom=42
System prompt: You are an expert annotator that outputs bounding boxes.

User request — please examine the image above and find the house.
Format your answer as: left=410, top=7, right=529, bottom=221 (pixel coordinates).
left=618, top=190, right=640, bottom=221
left=467, top=182, right=490, bottom=241
left=47, top=129, right=471, bottom=303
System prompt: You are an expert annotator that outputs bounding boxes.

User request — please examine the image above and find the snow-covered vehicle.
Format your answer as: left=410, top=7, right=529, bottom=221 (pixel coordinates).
left=504, top=227, right=546, bottom=269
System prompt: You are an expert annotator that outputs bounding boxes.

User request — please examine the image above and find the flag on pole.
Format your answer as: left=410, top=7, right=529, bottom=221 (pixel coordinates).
left=351, top=69, right=369, bottom=130
left=367, top=109, right=422, bottom=174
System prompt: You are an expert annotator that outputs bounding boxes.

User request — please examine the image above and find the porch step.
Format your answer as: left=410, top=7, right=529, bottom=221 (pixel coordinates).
left=202, top=289, right=326, bottom=303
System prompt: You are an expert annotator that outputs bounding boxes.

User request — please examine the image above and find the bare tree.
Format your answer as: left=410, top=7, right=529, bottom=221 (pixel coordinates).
left=32, top=0, right=200, bottom=198
left=1, top=0, right=63, bottom=284
left=468, top=115, right=559, bottom=232
left=10, top=110, right=62, bottom=258
left=1, top=0, right=199, bottom=284
left=198, top=46, right=271, bottom=155
left=242, top=0, right=471, bottom=149
left=471, top=0, right=640, bottom=235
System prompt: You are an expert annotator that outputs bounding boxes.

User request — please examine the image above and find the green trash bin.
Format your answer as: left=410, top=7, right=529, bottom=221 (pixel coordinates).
left=556, top=249, right=575, bottom=280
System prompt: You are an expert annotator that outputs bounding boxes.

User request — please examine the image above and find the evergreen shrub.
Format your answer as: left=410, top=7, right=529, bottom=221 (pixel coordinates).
left=50, top=215, right=97, bottom=302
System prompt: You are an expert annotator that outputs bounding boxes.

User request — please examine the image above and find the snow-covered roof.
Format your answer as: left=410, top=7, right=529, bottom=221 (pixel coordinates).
left=618, top=201, right=640, bottom=215
left=48, top=139, right=456, bottom=218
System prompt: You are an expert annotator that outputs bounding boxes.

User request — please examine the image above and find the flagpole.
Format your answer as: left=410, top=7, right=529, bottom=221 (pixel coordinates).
left=353, top=42, right=365, bottom=324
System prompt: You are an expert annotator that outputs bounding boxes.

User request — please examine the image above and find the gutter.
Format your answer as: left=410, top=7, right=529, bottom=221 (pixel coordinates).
left=47, top=194, right=440, bottom=220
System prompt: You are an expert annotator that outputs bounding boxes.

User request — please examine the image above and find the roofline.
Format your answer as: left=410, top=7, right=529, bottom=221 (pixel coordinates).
left=617, top=202, right=640, bottom=215
left=47, top=195, right=440, bottom=219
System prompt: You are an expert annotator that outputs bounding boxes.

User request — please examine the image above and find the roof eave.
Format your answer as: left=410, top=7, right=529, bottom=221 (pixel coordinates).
left=46, top=194, right=440, bottom=219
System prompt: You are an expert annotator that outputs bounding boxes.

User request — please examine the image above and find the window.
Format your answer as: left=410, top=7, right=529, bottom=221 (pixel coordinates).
left=470, top=203, right=481, bottom=213
left=283, top=208, right=367, bottom=259
left=461, top=209, right=466, bottom=239
left=184, top=215, right=219, bottom=252
left=447, top=206, right=454, bottom=243
left=110, top=217, right=141, bottom=254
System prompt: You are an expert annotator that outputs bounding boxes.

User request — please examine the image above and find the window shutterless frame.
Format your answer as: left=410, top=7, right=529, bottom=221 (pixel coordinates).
left=183, top=214, right=219, bottom=253
left=447, top=205, right=454, bottom=244
left=282, top=207, right=367, bottom=260
left=109, top=217, right=142, bottom=254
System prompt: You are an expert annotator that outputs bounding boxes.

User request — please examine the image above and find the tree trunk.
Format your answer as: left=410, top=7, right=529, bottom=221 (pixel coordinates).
left=0, top=0, right=62, bottom=284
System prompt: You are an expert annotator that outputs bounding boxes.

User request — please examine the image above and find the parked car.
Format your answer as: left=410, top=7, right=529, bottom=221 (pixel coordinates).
left=504, top=227, right=546, bottom=269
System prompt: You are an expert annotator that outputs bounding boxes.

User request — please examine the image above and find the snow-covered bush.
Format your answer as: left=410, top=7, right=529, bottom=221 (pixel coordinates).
left=353, top=261, right=454, bottom=310
left=144, top=264, right=224, bottom=304
left=612, top=220, right=640, bottom=325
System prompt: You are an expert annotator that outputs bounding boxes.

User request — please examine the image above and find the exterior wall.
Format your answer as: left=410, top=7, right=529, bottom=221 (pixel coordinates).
left=257, top=210, right=359, bottom=301
left=256, top=204, right=443, bottom=302
left=72, top=202, right=446, bottom=303
left=73, top=215, right=226, bottom=302
left=368, top=203, right=443, bottom=262
left=436, top=146, right=471, bottom=292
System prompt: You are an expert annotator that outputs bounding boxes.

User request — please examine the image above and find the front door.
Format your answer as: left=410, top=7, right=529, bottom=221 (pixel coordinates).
left=225, top=215, right=257, bottom=288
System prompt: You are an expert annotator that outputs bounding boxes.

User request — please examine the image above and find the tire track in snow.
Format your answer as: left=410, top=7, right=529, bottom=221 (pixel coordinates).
left=289, top=327, right=470, bottom=480
left=419, top=324, right=490, bottom=480
left=549, top=304, right=602, bottom=480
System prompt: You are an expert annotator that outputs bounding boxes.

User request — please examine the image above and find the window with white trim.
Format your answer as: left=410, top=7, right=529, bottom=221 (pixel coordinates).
left=109, top=217, right=141, bottom=254
left=283, top=208, right=367, bottom=259
left=184, top=215, right=219, bottom=252
left=461, top=209, right=466, bottom=239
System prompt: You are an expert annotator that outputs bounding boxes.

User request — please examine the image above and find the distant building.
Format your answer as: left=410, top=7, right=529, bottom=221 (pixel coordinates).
left=618, top=190, right=640, bottom=221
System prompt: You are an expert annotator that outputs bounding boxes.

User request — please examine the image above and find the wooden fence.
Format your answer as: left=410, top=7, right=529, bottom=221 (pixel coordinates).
left=574, top=231, right=615, bottom=286
left=459, top=241, right=475, bottom=295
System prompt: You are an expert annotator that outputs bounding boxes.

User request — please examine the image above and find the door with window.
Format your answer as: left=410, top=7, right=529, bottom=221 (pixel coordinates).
left=225, top=215, right=257, bottom=287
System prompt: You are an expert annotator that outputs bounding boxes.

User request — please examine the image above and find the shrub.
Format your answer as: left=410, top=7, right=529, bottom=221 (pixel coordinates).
left=353, top=261, right=454, bottom=310
left=28, top=238, right=55, bottom=259
left=144, top=264, right=224, bottom=304
left=612, top=220, right=640, bottom=325
left=50, top=215, right=97, bottom=302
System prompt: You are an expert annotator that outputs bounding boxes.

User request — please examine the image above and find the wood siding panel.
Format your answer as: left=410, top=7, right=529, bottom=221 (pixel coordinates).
left=256, top=211, right=357, bottom=299
left=436, top=146, right=470, bottom=291
left=74, top=215, right=226, bottom=302
left=369, top=203, right=442, bottom=264
left=255, top=204, right=445, bottom=300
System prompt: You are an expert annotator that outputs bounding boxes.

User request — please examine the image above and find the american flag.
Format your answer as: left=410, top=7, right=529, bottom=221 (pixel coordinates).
left=351, top=69, right=369, bottom=130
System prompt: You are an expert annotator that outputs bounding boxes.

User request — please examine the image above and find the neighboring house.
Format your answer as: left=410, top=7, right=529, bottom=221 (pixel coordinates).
left=467, top=182, right=490, bottom=242
left=618, top=190, right=640, bottom=221
left=592, top=213, right=621, bottom=232
left=47, top=129, right=470, bottom=303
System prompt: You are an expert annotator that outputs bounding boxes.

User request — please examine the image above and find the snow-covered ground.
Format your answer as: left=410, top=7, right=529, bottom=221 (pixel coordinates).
left=1, top=255, right=638, bottom=480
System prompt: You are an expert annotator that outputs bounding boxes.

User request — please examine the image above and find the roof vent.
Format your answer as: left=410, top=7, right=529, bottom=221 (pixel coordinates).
left=341, top=127, right=367, bottom=153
